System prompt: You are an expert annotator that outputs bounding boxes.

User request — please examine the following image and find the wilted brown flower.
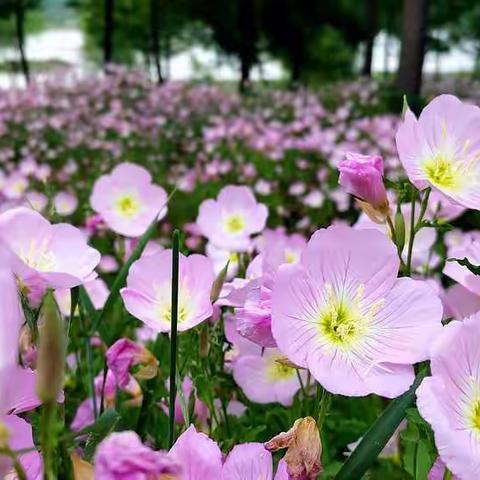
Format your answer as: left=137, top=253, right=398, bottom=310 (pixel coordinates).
left=264, top=416, right=322, bottom=480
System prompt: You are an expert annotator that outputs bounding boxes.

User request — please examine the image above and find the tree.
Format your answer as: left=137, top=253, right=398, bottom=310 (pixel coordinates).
left=150, top=0, right=163, bottom=83
left=361, top=0, right=377, bottom=76
left=0, top=0, right=41, bottom=84
left=103, top=0, right=114, bottom=66
left=262, top=0, right=368, bottom=85
left=396, top=0, right=429, bottom=97
left=189, top=0, right=262, bottom=91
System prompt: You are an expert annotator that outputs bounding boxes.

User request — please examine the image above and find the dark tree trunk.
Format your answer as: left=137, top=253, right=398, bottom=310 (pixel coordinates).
left=362, top=37, right=375, bottom=76
left=150, top=0, right=163, bottom=84
left=362, top=0, right=376, bottom=77
left=396, top=0, right=429, bottom=96
left=15, top=0, right=29, bottom=85
left=238, top=0, right=257, bottom=93
left=104, top=0, right=114, bottom=67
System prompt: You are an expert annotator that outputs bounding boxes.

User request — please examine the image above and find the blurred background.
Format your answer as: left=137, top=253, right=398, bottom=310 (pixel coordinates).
left=0, top=0, right=478, bottom=99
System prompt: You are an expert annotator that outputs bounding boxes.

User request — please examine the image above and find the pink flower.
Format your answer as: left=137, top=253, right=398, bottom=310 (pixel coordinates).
left=223, top=443, right=288, bottom=479
left=232, top=348, right=305, bottom=406
left=444, top=239, right=480, bottom=295
left=0, top=266, right=22, bottom=370
left=197, top=185, right=268, bottom=252
left=428, top=458, right=459, bottom=480
left=396, top=94, right=480, bottom=209
left=0, top=207, right=100, bottom=292
left=95, top=431, right=181, bottom=480
left=169, top=425, right=223, bottom=479
left=53, top=191, right=78, bottom=216
left=106, top=338, right=157, bottom=390
left=0, top=270, right=42, bottom=478
left=0, top=414, right=42, bottom=479
left=90, top=162, right=168, bottom=237
left=54, top=278, right=109, bottom=316
left=271, top=225, right=443, bottom=397
left=338, top=152, right=388, bottom=211
left=121, top=250, right=214, bottom=333
left=426, top=190, right=465, bottom=222
left=417, top=313, right=480, bottom=479
left=442, top=284, right=480, bottom=320
left=355, top=202, right=436, bottom=269
left=235, top=284, right=276, bottom=348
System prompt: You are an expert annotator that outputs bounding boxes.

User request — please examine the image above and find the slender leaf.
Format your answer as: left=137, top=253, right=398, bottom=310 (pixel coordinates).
left=335, top=368, right=428, bottom=480
left=447, top=257, right=480, bottom=276
left=168, top=229, right=180, bottom=448
left=83, top=409, right=120, bottom=461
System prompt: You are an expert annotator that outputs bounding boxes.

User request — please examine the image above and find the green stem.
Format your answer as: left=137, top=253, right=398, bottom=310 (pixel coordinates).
left=316, top=386, right=332, bottom=431
left=0, top=448, right=27, bottom=480
left=415, top=188, right=431, bottom=234
left=77, top=298, right=98, bottom=418
left=40, top=400, right=57, bottom=480
left=386, top=215, right=397, bottom=244
left=406, top=187, right=431, bottom=276
left=296, top=369, right=307, bottom=399
left=168, top=230, right=180, bottom=449
left=405, top=189, right=417, bottom=276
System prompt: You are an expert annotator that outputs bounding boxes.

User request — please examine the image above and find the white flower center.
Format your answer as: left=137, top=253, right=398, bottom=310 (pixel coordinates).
left=20, top=239, right=56, bottom=272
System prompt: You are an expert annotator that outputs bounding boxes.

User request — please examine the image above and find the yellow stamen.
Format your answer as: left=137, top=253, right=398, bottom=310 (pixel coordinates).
left=224, top=214, right=245, bottom=234
left=115, top=194, right=141, bottom=218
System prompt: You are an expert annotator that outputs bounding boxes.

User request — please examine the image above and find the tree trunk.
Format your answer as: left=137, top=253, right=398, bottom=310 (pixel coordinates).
left=104, top=0, right=114, bottom=67
left=396, top=0, right=429, bottom=96
left=150, top=0, right=163, bottom=84
left=362, top=0, right=376, bottom=77
left=15, top=0, right=29, bottom=85
left=362, top=37, right=375, bottom=77
left=238, top=0, right=257, bottom=93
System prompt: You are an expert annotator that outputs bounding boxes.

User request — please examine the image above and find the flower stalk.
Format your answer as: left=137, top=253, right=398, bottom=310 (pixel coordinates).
left=168, top=229, right=180, bottom=449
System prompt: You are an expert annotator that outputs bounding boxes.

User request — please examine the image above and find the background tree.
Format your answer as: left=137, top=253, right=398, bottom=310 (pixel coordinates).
left=188, top=0, right=262, bottom=91
left=0, top=0, right=42, bottom=84
left=396, top=0, right=429, bottom=97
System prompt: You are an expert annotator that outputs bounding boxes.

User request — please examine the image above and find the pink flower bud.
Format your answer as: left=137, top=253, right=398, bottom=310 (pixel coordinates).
left=338, top=152, right=388, bottom=212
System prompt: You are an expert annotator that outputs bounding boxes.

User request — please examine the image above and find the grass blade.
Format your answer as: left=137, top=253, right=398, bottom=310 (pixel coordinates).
left=90, top=190, right=175, bottom=342
left=335, top=368, right=428, bottom=480
left=168, top=229, right=180, bottom=448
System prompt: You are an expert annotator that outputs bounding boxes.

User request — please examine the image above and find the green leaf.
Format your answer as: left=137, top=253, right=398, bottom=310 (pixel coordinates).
left=447, top=257, right=480, bottom=276
left=82, top=409, right=120, bottom=461
left=335, top=368, right=428, bottom=480
left=402, top=95, right=410, bottom=119
left=415, top=440, right=433, bottom=480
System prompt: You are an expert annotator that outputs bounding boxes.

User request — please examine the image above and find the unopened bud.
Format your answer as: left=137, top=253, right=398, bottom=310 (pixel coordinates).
left=210, top=261, right=230, bottom=302
left=265, top=416, right=322, bottom=480
left=394, top=206, right=406, bottom=255
left=36, top=291, right=65, bottom=402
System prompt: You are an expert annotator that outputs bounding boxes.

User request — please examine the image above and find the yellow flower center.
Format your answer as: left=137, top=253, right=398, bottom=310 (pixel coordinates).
left=469, top=399, right=480, bottom=433
left=162, top=305, right=189, bottom=325
left=224, top=214, right=245, bottom=234
left=115, top=194, right=141, bottom=218
left=284, top=249, right=298, bottom=264
left=267, top=357, right=296, bottom=381
left=319, top=284, right=382, bottom=348
left=423, top=152, right=461, bottom=190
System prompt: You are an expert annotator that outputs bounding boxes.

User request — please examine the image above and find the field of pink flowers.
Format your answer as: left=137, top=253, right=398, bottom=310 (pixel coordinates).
left=1, top=70, right=480, bottom=480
